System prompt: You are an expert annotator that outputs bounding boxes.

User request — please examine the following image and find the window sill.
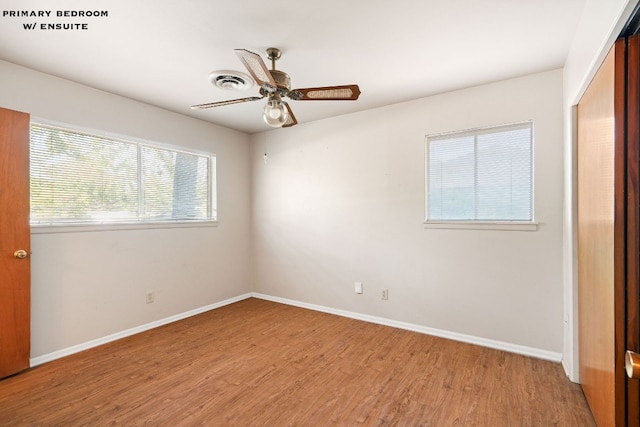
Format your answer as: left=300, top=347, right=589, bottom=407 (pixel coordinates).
left=423, top=221, right=538, bottom=231
left=31, top=220, right=219, bottom=234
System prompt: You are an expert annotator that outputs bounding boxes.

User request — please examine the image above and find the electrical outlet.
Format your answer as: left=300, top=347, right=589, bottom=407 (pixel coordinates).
left=145, top=291, right=154, bottom=304
left=381, top=289, right=388, bottom=300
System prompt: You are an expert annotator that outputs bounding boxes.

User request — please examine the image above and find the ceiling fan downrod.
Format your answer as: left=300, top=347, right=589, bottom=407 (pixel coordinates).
left=266, top=47, right=281, bottom=70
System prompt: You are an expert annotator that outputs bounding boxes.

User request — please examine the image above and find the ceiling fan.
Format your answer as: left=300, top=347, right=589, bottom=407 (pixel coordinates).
left=191, top=48, right=361, bottom=128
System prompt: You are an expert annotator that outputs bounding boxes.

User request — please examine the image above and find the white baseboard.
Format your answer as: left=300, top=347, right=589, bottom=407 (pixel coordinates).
left=30, top=292, right=562, bottom=368
left=30, top=293, right=252, bottom=367
left=251, top=292, right=562, bottom=363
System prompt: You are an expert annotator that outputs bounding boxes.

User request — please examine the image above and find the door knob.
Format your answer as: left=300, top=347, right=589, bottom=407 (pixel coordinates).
left=626, top=350, right=640, bottom=378
left=13, top=250, right=28, bottom=259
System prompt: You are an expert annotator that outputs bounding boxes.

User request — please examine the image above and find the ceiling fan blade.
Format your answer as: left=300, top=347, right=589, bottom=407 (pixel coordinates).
left=190, top=96, right=263, bottom=109
left=283, top=103, right=298, bottom=128
left=234, top=49, right=277, bottom=91
left=290, top=84, right=361, bottom=101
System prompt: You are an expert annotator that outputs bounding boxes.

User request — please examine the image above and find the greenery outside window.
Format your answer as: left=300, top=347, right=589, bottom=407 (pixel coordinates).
left=30, top=122, right=216, bottom=226
left=425, top=121, right=533, bottom=224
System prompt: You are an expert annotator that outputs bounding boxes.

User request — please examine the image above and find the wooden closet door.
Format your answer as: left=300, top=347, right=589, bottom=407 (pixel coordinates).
left=577, top=41, right=620, bottom=427
left=0, top=107, right=31, bottom=378
left=578, top=34, right=640, bottom=427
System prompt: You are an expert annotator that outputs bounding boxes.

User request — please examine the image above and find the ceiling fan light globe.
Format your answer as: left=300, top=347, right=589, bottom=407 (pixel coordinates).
left=263, top=100, right=289, bottom=128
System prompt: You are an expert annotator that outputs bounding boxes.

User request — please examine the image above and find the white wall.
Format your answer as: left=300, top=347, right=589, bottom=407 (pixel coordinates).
left=251, top=70, right=565, bottom=355
left=0, top=60, right=252, bottom=358
left=562, top=0, right=637, bottom=381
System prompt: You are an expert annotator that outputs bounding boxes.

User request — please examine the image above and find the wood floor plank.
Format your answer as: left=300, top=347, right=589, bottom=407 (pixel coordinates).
left=0, top=298, right=594, bottom=426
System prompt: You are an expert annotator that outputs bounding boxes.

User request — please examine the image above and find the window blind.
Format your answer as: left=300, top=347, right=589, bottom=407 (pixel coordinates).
left=30, top=123, right=216, bottom=225
left=426, top=122, right=533, bottom=222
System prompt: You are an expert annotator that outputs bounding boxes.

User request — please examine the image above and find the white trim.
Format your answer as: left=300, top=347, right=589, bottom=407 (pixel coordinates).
left=30, top=292, right=562, bottom=368
left=252, top=293, right=562, bottom=363
left=31, top=220, right=219, bottom=234
left=29, top=293, right=252, bottom=367
left=423, top=221, right=538, bottom=231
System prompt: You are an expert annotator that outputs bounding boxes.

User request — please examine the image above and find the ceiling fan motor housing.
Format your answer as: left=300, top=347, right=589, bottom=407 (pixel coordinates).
left=260, top=69, right=291, bottom=97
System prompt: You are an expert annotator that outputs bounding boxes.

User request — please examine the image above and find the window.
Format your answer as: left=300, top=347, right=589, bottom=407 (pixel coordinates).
left=425, top=122, right=533, bottom=223
left=30, top=122, right=216, bottom=226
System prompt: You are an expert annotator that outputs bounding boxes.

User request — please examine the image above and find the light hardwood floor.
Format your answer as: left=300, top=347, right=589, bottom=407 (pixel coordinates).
left=0, top=298, right=594, bottom=426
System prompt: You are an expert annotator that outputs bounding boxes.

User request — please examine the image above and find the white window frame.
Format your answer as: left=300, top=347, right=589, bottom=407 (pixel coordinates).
left=424, top=121, right=537, bottom=231
left=30, top=119, right=218, bottom=234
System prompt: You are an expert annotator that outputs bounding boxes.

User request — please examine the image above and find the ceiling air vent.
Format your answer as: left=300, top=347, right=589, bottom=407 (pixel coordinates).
left=208, top=70, right=255, bottom=90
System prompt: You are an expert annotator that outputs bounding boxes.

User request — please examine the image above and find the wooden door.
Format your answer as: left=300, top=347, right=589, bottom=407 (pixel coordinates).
left=578, top=34, right=640, bottom=426
left=0, top=107, right=31, bottom=378
left=577, top=40, right=619, bottom=427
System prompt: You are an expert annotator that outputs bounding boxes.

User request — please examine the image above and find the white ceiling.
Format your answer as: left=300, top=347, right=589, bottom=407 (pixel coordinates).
left=0, top=0, right=586, bottom=134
